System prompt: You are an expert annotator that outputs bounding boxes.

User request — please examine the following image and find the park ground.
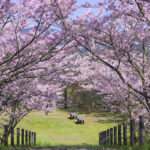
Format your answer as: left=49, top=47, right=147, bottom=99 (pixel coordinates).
left=1, top=109, right=149, bottom=150
left=17, top=109, right=121, bottom=146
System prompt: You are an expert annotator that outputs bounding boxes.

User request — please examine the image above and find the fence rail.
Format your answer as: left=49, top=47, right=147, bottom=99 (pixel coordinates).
left=2, top=125, right=36, bottom=146
left=99, top=116, right=145, bottom=146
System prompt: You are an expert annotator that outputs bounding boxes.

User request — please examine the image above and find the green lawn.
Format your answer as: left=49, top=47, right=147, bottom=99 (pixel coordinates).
left=15, top=109, right=120, bottom=146
left=1, top=109, right=149, bottom=150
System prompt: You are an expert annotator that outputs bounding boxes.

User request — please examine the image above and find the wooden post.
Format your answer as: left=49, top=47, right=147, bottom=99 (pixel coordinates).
left=107, top=129, right=110, bottom=144
left=29, top=131, right=31, bottom=145
left=114, top=126, right=117, bottom=145
left=118, top=125, right=121, bottom=145
left=139, top=116, right=144, bottom=145
left=21, top=129, right=24, bottom=145
left=25, top=130, right=28, bottom=145
left=99, top=133, right=101, bottom=145
left=99, top=132, right=102, bottom=145
left=11, top=127, right=14, bottom=146
left=104, top=131, right=106, bottom=144
left=17, top=128, right=20, bottom=146
left=34, top=132, right=36, bottom=144
left=99, top=132, right=104, bottom=145
left=130, top=119, right=135, bottom=146
left=32, top=132, right=34, bottom=144
left=101, top=132, right=104, bottom=144
left=4, top=125, right=8, bottom=146
left=101, top=132, right=105, bottom=144
left=123, top=123, right=127, bottom=145
left=110, top=128, right=113, bottom=145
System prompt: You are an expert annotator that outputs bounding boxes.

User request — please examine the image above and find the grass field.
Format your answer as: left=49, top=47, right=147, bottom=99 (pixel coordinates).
left=0, top=109, right=149, bottom=150
left=15, top=109, right=121, bottom=146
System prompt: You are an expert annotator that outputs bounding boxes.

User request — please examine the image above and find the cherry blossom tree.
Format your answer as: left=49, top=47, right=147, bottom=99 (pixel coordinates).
left=38, top=51, right=94, bottom=109
left=0, top=0, right=78, bottom=87
left=60, top=0, right=150, bottom=117
left=1, top=0, right=150, bottom=140
left=0, top=0, right=79, bottom=139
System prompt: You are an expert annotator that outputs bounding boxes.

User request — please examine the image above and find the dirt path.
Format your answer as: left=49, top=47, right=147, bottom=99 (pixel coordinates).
left=9, top=146, right=123, bottom=150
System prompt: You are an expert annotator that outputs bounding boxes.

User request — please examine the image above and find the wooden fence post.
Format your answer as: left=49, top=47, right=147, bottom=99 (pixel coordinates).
left=107, top=129, right=110, bottom=144
left=114, top=126, right=117, bottom=145
left=29, top=131, right=31, bottom=145
left=99, top=132, right=105, bottom=145
left=104, top=131, right=106, bottom=144
left=99, top=132, right=102, bottom=145
left=123, top=123, right=127, bottom=145
left=17, top=128, right=20, bottom=146
left=4, top=125, right=8, bottom=146
left=139, top=116, right=144, bottom=145
left=11, top=127, right=14, bottom=146
left=99, top=132, right=101, bottom=145
left=25, top=130, right=28, bottom=145
left=21, top=129, right=24, bottom=145
left=101, top=132, right=105, bottom=144
left=101, top=132, right=104, bottom=144
left=110, top=128, right=113, bottom=145
left=32, top=132, right=34, bottom=145
left=130, top=119, right=135, bottom=146
left=34, top=132, right=36, bottom=145
left=118, top=125, right=121, bottom=145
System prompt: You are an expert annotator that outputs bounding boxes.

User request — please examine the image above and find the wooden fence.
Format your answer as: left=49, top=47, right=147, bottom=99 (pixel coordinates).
left=3, top=125, right=36, bottom=146
left=99, top=116, right=145, bottom=146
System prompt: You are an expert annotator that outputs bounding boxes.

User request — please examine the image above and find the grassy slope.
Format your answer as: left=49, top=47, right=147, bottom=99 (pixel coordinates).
left=16, top=110, right=120, bottom=146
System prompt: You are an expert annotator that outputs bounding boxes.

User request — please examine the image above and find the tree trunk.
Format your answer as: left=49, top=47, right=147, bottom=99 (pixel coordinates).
left=64, top=88, right=68, bottom=109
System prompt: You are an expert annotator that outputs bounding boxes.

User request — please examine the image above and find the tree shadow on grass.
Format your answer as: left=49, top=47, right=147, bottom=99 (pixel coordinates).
left=59, top=106, right=94, bottom=115
left=93, top=112, right=114, bottom=118
left=97, top=119, right=123, bottom=124
left=61, top=107, right=116, bottom=117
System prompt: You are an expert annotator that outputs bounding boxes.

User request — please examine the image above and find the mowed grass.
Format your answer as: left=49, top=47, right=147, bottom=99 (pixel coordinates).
left=15, top=109, right=121, bottom=146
